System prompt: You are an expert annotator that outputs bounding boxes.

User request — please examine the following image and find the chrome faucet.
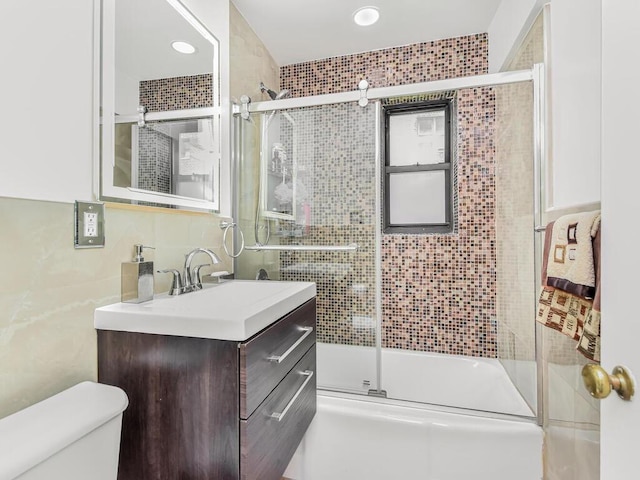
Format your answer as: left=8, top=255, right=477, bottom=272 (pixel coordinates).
left=183, top=248, right=222, bottom=292
left=158, top=247, right=222, bottom=295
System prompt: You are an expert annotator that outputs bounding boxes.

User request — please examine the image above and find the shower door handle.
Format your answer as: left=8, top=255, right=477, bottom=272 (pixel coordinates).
left=582, top=364, right=635, bottom=401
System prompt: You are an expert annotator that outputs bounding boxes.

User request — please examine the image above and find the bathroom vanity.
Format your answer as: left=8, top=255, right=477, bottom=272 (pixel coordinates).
left=95, top=281, right=317, bottom=480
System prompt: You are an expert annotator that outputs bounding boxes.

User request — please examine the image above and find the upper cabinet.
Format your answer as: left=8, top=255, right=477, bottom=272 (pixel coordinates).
left=0, top=1, right=95, bottom=204
left=548, top=0, right=601, bottom=211
left=99, top=0, right=221, bottom=210
left=489, top=0, right=602, bottom=213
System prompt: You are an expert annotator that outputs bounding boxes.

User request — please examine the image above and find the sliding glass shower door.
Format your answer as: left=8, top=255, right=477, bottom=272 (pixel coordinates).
left=233, top=70, right=542, bottom=420
left=234, top=101, right=381, bottom=395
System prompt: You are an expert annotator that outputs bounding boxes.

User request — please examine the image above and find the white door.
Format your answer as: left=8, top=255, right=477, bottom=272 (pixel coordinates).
left=600, top=1, right=640, bottom=478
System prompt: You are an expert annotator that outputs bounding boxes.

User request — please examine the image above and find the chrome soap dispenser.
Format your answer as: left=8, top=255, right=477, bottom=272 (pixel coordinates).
left=122, top=244, right=155, bottom=303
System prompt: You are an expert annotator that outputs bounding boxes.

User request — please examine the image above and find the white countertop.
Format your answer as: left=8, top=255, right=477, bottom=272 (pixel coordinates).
left=94, top=280, right=316, bottom=341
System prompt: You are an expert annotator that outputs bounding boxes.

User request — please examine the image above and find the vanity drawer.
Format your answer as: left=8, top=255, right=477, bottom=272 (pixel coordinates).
left=239, top=298, right=316, bottom=419
left=240, top=347, right=316, bottom=480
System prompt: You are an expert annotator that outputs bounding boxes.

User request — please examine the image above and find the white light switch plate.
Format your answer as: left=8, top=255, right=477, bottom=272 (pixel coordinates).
left=75, top=201, right=105, bottom=248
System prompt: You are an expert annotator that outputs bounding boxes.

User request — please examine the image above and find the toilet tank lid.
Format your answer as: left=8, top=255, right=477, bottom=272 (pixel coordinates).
left=0, top=381, right=128, bottom=480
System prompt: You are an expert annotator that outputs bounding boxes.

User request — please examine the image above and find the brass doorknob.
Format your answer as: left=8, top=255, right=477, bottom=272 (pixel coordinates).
left=582, top=364, right=635, bottom=401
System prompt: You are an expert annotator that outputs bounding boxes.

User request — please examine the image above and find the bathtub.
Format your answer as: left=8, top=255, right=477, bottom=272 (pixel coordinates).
left=315, top=342, right=535, bottom=416
left=282, top=342, right=542, bottom=480
left=284, top=392, right=543, bottom=480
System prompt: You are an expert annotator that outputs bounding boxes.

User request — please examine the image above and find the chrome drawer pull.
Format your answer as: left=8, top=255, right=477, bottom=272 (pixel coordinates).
left=267, top=326, right=314, bottom=364
left=270, top=370, right=314, bottom=422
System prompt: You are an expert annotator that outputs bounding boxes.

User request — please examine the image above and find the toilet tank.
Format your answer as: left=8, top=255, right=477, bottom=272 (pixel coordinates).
left=0, top=381, right=128, bottom=480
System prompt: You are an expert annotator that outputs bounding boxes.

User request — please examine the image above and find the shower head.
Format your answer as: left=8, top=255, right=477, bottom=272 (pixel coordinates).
left=275, top=89, right=290, bottom=100
left=259, top=82, right=290, bottom=100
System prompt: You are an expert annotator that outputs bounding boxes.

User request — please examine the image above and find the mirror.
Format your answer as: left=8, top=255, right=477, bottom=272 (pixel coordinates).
left=100, top=0, right=220, bottom=210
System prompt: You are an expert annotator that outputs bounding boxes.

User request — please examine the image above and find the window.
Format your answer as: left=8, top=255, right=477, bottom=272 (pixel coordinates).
left=383, top=100, right=454, bottom=234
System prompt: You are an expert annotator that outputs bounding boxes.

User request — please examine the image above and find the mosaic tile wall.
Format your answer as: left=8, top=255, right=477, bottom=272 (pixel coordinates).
left=382, top=87, right=496, bottom=356
left=281, top=34, right=488, bottom=96
left=134, top=74, right=212, bottom=205
left=276, top=103, right=377, bottom=346
left=139, top=74, right=213, bottom=112
left=279, top=34, right=500, bottom=357
left=138, top=126, right=172, bottom=194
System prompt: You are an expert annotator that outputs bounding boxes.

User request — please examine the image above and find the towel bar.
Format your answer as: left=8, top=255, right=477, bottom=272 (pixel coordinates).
left=245, top=243, right=358, bottom=252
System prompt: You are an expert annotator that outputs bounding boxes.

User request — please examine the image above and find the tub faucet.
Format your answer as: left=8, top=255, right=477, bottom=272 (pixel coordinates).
left=183, top=248, right=222, bottom=292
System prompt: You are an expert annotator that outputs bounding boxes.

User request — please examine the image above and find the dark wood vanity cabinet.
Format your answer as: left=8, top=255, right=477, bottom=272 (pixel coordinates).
left=98, top=298, right=317, bottom=480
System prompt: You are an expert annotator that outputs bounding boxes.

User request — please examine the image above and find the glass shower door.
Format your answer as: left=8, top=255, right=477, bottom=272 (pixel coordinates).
left=234, top=78, right=540, bottom=420
left=234, top=101, right=380, bottom=395
left=376, top=83, right=538, bottom=418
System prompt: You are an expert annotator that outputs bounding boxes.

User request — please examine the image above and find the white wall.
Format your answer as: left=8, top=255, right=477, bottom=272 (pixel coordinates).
left=0, top=1, right=95, bottom=203
left=0, top=0, right=233, bottom=421
left=488, top=0, right=546, bottom=73
left=549, top=0, right=601, bottom=210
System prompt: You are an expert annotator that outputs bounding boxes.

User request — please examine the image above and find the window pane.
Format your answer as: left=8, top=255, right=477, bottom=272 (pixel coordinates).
left=389, top=171, right=446, bottom=225
left=389, top=110, right=446, bottom=166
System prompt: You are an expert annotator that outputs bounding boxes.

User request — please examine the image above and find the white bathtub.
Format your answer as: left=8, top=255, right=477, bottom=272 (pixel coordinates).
left=284, top=392, right=543, bottom=480
left=316, top=342, right=535, bottom=416
left=282, top=342, right=542, bottom=480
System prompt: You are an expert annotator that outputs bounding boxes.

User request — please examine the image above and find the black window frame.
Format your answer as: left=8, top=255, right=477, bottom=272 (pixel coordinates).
left=383, top=99, right=454, bottom=234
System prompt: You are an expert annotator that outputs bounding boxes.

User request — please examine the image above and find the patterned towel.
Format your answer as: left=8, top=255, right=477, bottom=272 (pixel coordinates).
left=545, top=211, right=601, bottom=299
left=536, top=215, right=601, bottom=361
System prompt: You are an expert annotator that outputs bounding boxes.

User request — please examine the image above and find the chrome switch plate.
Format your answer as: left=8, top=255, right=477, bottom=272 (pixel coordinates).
left=74, top=201, right=105, bottom=248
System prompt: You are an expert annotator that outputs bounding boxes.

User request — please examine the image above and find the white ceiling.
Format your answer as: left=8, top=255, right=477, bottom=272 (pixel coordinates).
left=115, top=0, right=214, bottom=82
left=231, top=0, right=503, bottom=66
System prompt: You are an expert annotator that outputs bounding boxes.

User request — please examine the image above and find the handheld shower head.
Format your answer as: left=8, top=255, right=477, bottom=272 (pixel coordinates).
left=259, top=82, right=290, bottom=100
left=275, top=88, right=290, bottom=100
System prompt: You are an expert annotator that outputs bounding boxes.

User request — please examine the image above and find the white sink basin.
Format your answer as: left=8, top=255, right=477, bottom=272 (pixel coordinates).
left=94, top=280, right=316, bottom=341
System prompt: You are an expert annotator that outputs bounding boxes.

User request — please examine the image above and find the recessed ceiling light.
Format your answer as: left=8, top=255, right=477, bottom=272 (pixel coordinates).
left=171, top=41, right=196, bottom=54
left=353, top=6, right=379, bottom=27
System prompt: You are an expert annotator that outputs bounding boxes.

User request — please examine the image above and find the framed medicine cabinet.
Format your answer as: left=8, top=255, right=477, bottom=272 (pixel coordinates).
left=98, top=0, right=221, bottom=210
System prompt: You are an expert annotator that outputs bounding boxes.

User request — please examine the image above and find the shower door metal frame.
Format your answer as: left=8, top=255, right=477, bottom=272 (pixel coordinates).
left=373, top=100, right=384, bottom=397
left=232, top=65, right=547, bottom=424
left=533, top=62, right=548, bottom=427
left=234, top=69, right=534, bottom=115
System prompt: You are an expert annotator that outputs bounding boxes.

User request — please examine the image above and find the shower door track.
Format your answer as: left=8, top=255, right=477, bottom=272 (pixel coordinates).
left=245, top=244, right=358, bottom=252
left=234, top=69, right=534, bottom=114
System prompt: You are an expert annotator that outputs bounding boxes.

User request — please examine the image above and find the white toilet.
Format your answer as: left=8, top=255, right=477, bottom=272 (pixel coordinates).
left=0, top=381, right=128, bottom=480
